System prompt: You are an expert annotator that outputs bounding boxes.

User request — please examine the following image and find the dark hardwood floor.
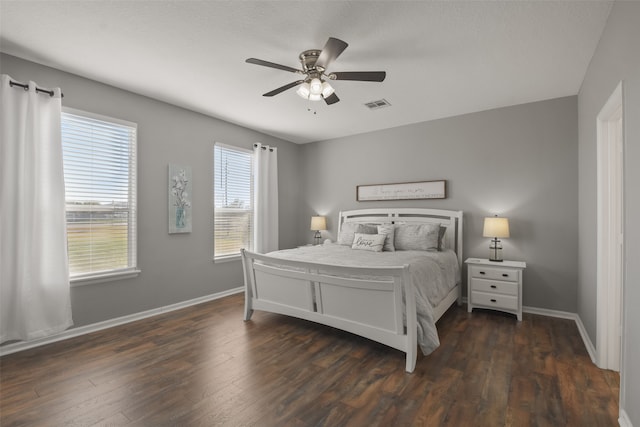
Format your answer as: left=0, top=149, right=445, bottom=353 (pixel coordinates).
left=0, top=293, right=619, bottom=426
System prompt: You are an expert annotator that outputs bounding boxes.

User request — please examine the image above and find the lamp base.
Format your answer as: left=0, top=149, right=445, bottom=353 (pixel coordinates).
left=313, top=230, right=322, bottom=246
left=489, top=238, right=503, bottom=262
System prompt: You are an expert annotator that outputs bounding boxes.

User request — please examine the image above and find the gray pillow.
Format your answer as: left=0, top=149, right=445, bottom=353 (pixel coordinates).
left=438, top=226, right=447, bottom=251
left=360, top=223, right=379, bottom=234
left=394, top=223, right=440, bottom=251
left=377, top=224, right=396, bottom=252
left=337, top=222, right=360, bottom=245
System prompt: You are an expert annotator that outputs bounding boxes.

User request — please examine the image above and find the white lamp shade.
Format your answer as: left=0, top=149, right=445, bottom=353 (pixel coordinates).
left=296, top=83, right=311, bottom=98
left=310, top=216, right=327, bottom=231
left=483, top=217, right=510, bottom=238
left=297, top=80, right=332, bottom=102
left=321, top=81, right=335, bottom=97
left=309, top=78, right=323, bottom=95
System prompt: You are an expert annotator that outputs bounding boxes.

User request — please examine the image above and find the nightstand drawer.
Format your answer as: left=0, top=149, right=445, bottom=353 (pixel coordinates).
left=470, top=266, right=519, bottom=282
left=471, top=291, right=518, bottom=311
left=470, top=278, right=518, bottom=296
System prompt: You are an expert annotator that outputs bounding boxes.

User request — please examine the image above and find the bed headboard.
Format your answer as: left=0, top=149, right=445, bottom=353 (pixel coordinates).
left=338, top=208, right=464, bottom=268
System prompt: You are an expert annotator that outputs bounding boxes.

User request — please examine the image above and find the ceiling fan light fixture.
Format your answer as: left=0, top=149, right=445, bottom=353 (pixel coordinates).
left=321, top=81, right=335, bottom=98
left=296, top=82, right=311, bottom=99
left=309, top=78, right=323, bottom=96
left=297, top=80, right=326, bottom=101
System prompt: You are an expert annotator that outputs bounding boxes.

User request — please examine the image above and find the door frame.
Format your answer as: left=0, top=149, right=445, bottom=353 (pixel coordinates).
left=596, top=81, right=624, bottom=371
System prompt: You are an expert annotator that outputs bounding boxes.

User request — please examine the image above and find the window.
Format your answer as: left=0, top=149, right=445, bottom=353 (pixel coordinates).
left=61, top=108, right=138, bottom=284
left=214, top=143, right=253, bottom=260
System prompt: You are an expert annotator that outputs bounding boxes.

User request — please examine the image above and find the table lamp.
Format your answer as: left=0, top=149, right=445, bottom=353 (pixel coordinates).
left=310, top=216, right=327, bottom=245
left=483, top=216, right=510, bottom=262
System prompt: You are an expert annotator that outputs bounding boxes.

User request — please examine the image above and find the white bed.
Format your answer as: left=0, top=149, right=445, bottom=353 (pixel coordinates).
left=241, top=208, right=463, bottom=372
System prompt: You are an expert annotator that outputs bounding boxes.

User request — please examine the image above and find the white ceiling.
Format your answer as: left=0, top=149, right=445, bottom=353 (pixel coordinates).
left=0, top=1, right=612, bottom=144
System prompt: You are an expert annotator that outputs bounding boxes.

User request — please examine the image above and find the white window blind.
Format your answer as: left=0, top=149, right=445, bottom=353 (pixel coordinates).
left=61, top=108, right=138, bottom=281
left=214, top=143, right=253, bottom=259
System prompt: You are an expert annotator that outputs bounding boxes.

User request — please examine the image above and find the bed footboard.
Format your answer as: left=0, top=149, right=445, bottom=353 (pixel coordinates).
left=241, top=249, right=418, bottom=372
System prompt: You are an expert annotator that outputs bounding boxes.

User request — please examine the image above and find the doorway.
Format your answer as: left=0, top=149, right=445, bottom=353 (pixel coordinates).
left=596, top=82, right=624, bottom=372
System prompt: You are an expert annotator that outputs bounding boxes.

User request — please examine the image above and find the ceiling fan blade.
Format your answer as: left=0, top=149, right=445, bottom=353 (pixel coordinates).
left=323, top=92, right=340, bottom=105
left=331, top=71, right=386, bottom=82
left=246, top=58, right=301, bottom=74
left=262, top=80, right=305, bottom=97
left=315, top=37, right=349, bottom=70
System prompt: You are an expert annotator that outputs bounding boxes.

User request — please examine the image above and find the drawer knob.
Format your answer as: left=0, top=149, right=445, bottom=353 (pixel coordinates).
left=490, top=285, right=497, bottom=289
left=490, top=299, right=497, bottom=303
left=502, top=273, right=509, bottom=277
left=479, top=271, right=486, bottom=275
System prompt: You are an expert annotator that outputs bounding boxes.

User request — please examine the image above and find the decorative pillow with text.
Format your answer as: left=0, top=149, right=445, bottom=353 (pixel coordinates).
left=351, top=233, right=386, bottom=252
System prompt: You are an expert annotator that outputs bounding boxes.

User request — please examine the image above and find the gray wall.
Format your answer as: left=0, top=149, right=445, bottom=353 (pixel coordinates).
left=299, top=96, right=579, bottom=312
left=577, top=2, right=640, bottom=424
left=0, top=53, right=301, bottom=328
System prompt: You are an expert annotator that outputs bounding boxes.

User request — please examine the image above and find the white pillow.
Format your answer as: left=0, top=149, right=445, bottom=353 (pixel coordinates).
left=351, top=233, right=386, bottom=252
left=377, top=224, right=395, bottom=252
left=394, top=223, right=440, bottom=251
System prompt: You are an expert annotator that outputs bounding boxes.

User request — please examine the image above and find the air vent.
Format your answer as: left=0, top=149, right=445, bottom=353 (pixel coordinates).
left=364, top=99, right=391, bottom=110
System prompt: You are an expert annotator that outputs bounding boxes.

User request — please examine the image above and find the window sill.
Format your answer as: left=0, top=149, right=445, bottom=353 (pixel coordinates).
left=213, top=255, right=241, bottom=264
left=70, top=269, right=141, bottom=287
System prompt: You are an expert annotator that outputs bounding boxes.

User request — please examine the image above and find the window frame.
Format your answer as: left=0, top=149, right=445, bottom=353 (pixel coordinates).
left=61, top=107, right=140, bottom=286
left=213, top=142, right=254, bottom=262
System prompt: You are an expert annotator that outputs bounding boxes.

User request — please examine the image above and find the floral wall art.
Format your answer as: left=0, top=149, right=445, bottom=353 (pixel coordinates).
left=169, top=164, right=192, bottom=233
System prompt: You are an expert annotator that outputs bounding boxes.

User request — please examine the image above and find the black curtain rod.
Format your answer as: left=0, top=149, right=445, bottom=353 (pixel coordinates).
left=9, top=80, right=64, bottom=98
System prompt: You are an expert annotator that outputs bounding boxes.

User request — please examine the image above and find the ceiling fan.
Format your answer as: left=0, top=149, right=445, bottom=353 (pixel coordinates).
left=246, top=37, right=386, bottom=105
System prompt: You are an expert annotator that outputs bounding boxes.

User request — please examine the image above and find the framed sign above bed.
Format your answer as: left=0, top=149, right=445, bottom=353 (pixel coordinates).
left=356, top=180, right=446, bottom=201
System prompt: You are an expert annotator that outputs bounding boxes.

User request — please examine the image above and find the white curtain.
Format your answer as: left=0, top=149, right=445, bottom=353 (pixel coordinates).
left=253, top=143, right=279, bottom=253
left=0, top=74, right=73, bottom=343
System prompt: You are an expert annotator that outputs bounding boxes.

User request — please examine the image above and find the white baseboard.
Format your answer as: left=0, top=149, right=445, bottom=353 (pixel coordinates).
left=570, top=312, right=597, bottom=365
left=0, top=286, right=244, bottom=357
left=522, top=305, right=575, bottom=320
left=619, top=409, right=633, bottom=427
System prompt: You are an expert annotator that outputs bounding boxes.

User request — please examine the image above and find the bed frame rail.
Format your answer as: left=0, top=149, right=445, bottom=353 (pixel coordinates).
left=241, top=249, right=418, bottom=372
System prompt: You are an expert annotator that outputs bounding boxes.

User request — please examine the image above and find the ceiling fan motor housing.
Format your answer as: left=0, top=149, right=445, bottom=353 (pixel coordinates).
left=299, top=49, right=322, bottom=72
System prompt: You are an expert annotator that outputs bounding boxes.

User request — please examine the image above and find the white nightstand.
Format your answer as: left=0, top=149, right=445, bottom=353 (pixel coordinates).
left=465, top=258, right=526, bottom=321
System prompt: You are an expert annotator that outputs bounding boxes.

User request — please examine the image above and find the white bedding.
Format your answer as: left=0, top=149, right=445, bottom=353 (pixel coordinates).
left=265, top=243, right=460, bottom=355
